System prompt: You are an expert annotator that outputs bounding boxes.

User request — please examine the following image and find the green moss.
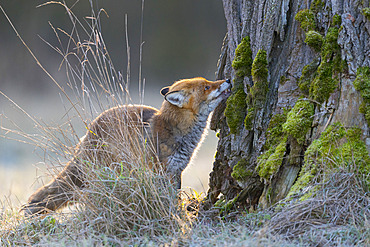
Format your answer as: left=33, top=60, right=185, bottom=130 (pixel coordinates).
left=243, top=49, right=269, bottom=130
left=360, top=103, right=370, bottom=124
left=341, top=128, right=370, bottom=170
left=244, top=107, right=255, bottom=130
left=362, top=8, right=370, bottom=20
left=306, top=123, right=370, bottom=166
left=332, top=14, right=341, bottom=26
left=321, top=28, right=341, bottom=68
left=231, top=159, right=254, bottom=181
left=256, top=136, right=288, bottom=180
left=225, top=88, right=247, bottom=134
left=290, top=122, right=370, bottom=197
left=251, top=49, right=268, bottom=83
left=255, top=111, right=289, bottom=181
left=311, top=0, right=324, bottom=13
left=306, top=123, right=370, bottom=190
left=280, top=75, right=288, bottom=85
left=296, top=14, right=344, bottom=104
left=295, top=9, right=345, bottom=105
left=266, top=187, right=272, bottom=202
left=295, top=9, right=316, bottom=32
left=265, top=110, right=288, bottom=149
left=310, top=62, right=338, bottom=103
left=298, top=59, right=320, bottom=94
left=256, top=149, right=274, bottom=171
left=225, top=36, right=253, bottom=134
left=354, top=67, right=370, bottom=100
left=282, top=100, right=314, bottom=144
left=305, top=31, right=324, bottom=52
left=353, top=66, right=370, bottom=126
left=232, top=36, right=253, bottom=78
left=288, top=163, right=318, bottom=198
left=309, top=27, right=343, bottom=103
left=249, top=49, right=269, bottom=109
left=225, top=80, right=247, bottom=134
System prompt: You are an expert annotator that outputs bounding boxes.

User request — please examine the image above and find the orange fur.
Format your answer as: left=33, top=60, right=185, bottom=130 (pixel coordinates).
left=21, top=77, right=231, bottom=215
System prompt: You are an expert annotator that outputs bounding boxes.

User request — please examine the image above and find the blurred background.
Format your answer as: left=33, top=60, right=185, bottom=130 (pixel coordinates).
left=0, top=0, right=226, bottom=206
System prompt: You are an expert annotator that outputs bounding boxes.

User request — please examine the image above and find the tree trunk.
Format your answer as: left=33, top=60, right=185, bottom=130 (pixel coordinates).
left=205, top=0, right=370, bottom=211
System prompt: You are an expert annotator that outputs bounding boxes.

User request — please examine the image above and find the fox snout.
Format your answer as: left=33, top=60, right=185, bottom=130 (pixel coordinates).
left=221, top=79, right=232, bottom=96
left=211, top=79, right=232, bottom=100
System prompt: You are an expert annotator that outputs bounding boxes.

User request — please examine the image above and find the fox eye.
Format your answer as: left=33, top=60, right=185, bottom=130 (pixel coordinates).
left=204, top=85, right=210, bottom=91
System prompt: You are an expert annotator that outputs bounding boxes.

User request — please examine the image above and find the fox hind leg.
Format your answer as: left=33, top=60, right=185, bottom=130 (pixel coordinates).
left=21, top=160, right=84, bottom=216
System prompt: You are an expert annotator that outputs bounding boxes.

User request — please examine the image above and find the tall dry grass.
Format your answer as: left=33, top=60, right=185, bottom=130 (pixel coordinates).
left=0, top=1, right=193, bottom=245
left=265, top=172, right=370, bottom=246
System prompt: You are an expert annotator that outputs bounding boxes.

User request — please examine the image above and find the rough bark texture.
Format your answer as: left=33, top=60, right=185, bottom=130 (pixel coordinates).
left=205, top=0, right=370, bottom=210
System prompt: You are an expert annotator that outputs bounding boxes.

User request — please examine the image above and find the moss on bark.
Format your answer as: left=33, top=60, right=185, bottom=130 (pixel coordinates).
left=250, top=49, right=269, bottom=108
left=231, top=159, right=254, bottom=181
left=295, top=9, right=316, bottom=32
left=282, top=100, right=314, bottom=144
left=225, top=81, right=247, bottom=134
left=353, top=66, right=370, bottom=126
left=298, top=59, right=320, bottom=94
left=288, top=122, right=370, bottom=198
left=362, top=8, right=370, bottom=20
left=225, top=36, right=253, bottom=134
left=256, top=136, right=288, bottom=181
left=232, top=36, right=253, bottom=78
left=244, top=49, right=269, bottom=130
left=304, top=31, right=323, bottom=52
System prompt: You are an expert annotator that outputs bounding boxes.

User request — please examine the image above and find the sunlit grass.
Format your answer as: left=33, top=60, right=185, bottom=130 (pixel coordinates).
left=0, top=0, right=212, bottom=245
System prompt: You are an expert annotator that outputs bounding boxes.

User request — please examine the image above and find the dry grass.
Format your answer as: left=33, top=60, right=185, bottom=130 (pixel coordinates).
left=0, top=0, right=184, bottom=244
left=264, top=171, right=370, bottom=246
left=75, top=156, right=185, bottom=239
left=0, top=162, right=189, bottom=246
left=0, top=1, right=201, bottom=245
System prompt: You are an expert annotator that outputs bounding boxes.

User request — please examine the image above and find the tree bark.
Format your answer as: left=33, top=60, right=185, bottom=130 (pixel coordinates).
left=205, top=0, right=370, bottom=211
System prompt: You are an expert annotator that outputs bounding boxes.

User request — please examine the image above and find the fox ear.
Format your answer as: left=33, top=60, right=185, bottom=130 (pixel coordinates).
left=160, top=87, right=170, bottom=96
left=165, top=91, right=187, bottom=107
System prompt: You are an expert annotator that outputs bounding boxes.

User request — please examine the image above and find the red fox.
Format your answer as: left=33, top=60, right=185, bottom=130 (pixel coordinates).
left=21, top=77, right=231, bottom=215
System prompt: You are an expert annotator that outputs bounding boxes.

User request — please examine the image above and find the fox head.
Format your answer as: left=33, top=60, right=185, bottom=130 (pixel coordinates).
left=160, top=77, right=231, bottom=116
